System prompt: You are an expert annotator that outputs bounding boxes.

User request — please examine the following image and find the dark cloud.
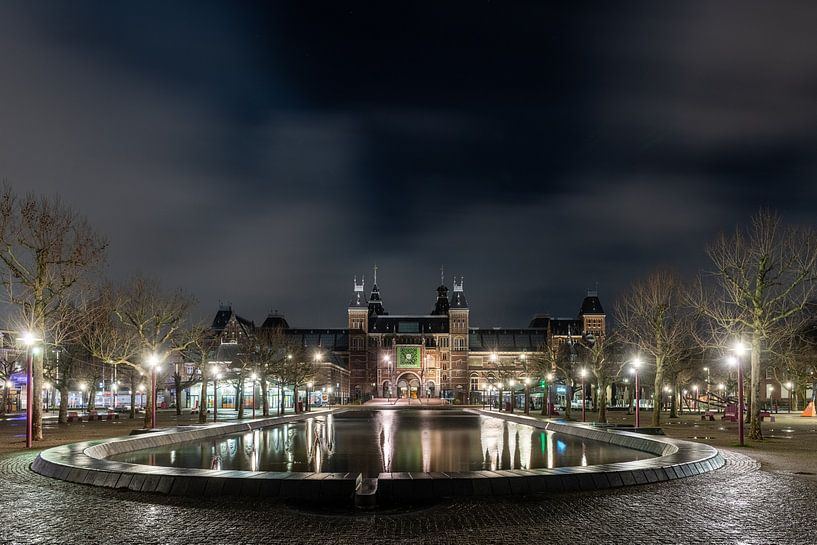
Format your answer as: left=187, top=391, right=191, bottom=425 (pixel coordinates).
left=1, top=1, right=817, bottom=328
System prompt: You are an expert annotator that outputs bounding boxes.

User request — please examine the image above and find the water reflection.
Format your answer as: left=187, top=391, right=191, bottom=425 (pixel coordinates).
left=111, top=411, right=653, bottom=476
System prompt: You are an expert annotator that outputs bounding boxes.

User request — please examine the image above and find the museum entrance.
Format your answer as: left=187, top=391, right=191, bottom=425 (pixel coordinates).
left=396, top=374, right=421, bottom=399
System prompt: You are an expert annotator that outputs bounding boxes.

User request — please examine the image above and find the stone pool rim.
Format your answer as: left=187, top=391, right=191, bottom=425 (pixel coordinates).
left=31, top=407, right=725, bottom=503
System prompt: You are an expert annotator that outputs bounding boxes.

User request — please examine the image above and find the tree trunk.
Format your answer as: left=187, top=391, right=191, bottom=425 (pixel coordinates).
left=198, top=374, right=208, bottom=424
left=58, top=384, right=69, bottom=423
left=237, top=377, right=245, bottom=419
left=87, top=382, right=97, bottom=412
left=597, top=381, right=608, bottom=423
left=563, top=380, right=573, bottom=420
left=129, top=373, right=137, bottom=419
left=653, top=356, right=663, bottom=427
left=669, top=383, right=678, bottom=418
left=261, top=380, right=269, bottom=417
left=540, top=384, right=548, bottom=416
left=279, top=381, right=285, bottom=415
left=0, top=383, right=8, bottom=416
left=748, top=334, right=762, bottom=440
left=175, top=376, right=183, bottom=416
left=144, top=378, right=154, bottom=428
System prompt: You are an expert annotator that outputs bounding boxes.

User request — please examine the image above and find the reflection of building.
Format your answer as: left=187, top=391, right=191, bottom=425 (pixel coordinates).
left=210, top=272, right=606, bottom=404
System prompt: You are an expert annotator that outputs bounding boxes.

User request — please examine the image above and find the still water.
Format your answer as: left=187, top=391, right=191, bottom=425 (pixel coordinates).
left=111, top=411, right=652, bottom=477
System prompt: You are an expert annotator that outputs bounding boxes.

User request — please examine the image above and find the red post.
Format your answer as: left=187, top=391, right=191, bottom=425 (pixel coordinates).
left=635, top=371, right=640, bottom=428
left=737, top=360, right=744, bottom=446
left=26, top=348, right=33, bottom=449
left=150, top=367, right=157, bottom=429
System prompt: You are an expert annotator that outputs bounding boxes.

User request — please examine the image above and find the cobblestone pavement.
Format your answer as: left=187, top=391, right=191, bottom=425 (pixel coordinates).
left=0, top=448, right=814, bottom=545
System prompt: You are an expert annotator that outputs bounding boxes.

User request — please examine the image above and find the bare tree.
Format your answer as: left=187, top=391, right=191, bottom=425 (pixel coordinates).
left=691, top=211, right=817, bottom=440
left=577, top=332, right=620, bottom=423
left=177, top=324, right=216, bottom=423
left=0, top=184, right=107, bottom=440
left=616, top=270, right=691, bottom=427
left=112, top=276, right=193, bottom=428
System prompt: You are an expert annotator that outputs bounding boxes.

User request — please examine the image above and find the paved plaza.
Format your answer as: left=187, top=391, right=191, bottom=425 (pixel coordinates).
left=1, top=410, right=816, bottom=544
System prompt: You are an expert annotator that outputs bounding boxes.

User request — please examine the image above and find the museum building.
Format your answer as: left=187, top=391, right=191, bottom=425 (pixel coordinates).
left=210, top=274, right=606, bottom=404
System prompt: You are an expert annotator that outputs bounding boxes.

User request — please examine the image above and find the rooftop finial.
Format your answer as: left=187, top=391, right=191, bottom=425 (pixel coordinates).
left=440, top=265, right=445, bottom=286
left=373, top=263, right=378, bottom=285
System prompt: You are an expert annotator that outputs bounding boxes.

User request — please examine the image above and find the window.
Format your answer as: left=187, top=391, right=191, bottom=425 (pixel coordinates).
left=453, top=337, right=465, bottom=350
left=439, top=337, right=449, bottom=348
left=470, top=375, right=479, bottom=391
left=441, top=352, right=449, bottom=361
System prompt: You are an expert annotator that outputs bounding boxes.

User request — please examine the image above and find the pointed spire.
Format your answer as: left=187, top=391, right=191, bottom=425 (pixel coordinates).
left=440, top=265, right=445, bottom=286
left=373, top=263, right=378, bottom=286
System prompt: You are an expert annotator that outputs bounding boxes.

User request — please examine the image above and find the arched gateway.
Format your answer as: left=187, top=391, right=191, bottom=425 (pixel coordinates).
left=395, top=372, right=421, bottom=399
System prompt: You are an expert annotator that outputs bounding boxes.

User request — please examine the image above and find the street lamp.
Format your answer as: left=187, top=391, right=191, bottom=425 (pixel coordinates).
left=495, top=382, right=503, bottom=411
left=306, top=381, right=313, bottom=412
left=17, top=332, right=41, bottom=449
left=786, top=381, right=793, bottom=413
left=327, top=386, right=334, bottom=406
left=147, top=354, right=161, bottom=429
left=382, top=354, right=393, bottom=402
left=138, top=383, right=145, bottom=409
left=631, top=358, right=641, bottom=428
left=79, top=382, right=87, bottom=410
left=579, top=368, right=588, bottom=422
left=111, top=382, right=118, bottom=411
left=729, top=340, right=749, bottom=446
left=509, top=378, right=516, bottom=412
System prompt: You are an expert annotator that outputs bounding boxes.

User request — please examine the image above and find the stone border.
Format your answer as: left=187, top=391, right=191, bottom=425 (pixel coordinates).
left=32, top=408, right=724, bottom=504
left=374, top=409, right=724, bottom=503
left=32, top=409, right=359, bottom=501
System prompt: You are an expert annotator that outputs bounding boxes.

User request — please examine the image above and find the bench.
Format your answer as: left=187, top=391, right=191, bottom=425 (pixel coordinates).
left=67, top=411, right=81, bottom=423
left=104, top=411, right=119, bottom=421
left=722, top=404, right=738, bottom=422
left=759, top=411, right=775, bottom=422
left=701, top=412, right=715, bottom=421
left=86, top=411, right=102, bottom=422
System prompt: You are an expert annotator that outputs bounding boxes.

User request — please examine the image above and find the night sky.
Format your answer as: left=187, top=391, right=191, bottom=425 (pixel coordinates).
left=2, top=2, right=817, bottom=328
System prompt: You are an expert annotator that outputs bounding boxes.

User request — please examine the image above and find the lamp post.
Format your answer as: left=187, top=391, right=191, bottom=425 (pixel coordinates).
left=728, top=340, right=749, bottom=447
left=138, top=383, right=145, bottom=410
left=328, top=386, right=334, bottom=406
left=79, top=382, right=87, bottom=410
left=509, top=378, right=516, bottom=412
left=111, top=382, right=118, bottom=411
left=306, top=381, right=313, bottom=412
left=580, top=368, right=587, bottom=422
left=524, top=378, right=531, bottom=415
left=786, top=382, right=793, bottom=413
left=18, top=332, right=41, bottom=449
left=631, top=358, right=641, bottom=428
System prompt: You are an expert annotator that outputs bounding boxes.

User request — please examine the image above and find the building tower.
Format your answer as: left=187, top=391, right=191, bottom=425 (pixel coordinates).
left=579, top=288, right=606, bottom=338
left=448, top=276, right=469, bottom=401
left=368, top=265, right=386, bottom=317
left=347, top=276, right=369, bottom=401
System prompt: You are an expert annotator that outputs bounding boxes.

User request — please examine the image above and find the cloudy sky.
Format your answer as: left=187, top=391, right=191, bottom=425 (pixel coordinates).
left=2, top=2, right=816, bottom=328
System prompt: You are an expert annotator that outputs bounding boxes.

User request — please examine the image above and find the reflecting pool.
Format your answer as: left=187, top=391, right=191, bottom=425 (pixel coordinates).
left=110, top=411, right=653, bottom=477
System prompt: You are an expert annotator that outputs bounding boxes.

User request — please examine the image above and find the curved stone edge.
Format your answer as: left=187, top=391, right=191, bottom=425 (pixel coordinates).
left=374, top=409, right=725, bottom=503
left=31, top=409, right=359, bottom=501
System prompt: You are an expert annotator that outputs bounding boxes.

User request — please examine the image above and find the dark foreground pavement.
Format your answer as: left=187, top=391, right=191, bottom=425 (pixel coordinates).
left=0, top=448, right=814, bottom=545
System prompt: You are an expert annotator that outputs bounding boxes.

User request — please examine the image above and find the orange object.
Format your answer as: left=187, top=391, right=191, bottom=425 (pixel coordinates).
left=801, top=401, right=816, bottom=417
